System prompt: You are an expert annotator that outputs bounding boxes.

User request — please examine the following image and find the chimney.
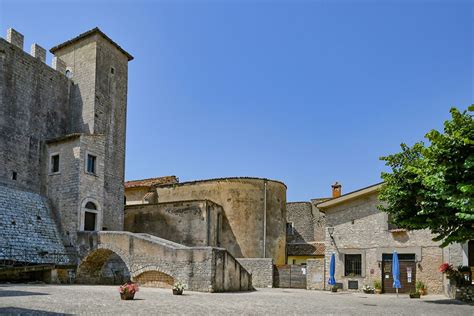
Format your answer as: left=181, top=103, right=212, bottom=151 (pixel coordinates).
left=331, top=182, right=342, bottom=198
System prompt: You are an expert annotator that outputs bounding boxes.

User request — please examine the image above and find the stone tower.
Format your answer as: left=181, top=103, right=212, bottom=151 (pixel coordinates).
left=49, top=28, right=133, bottom=234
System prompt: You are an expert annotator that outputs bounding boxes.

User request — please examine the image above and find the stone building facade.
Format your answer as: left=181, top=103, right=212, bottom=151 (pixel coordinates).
left=125, top=177, right=288, bottom=265
left=286, top=202, right=325, bottom=265
left=125, top=200, right=224, bottom=247
left=315, top=183, right=446, bottom=294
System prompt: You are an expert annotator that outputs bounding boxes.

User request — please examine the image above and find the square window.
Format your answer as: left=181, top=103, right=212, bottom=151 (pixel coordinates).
left=50, top=154, right=60, bottom=173
left=345, top=254, right=362, bottom=276
left=87, top=154, right=96, bottom=174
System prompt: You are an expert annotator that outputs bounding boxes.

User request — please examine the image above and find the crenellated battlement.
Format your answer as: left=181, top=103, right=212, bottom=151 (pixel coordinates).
left=3, top=28, right=69, bottom=72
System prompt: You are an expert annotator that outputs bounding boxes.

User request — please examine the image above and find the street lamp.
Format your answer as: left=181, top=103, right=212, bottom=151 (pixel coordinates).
left=328, top=226, right=335, bottom=238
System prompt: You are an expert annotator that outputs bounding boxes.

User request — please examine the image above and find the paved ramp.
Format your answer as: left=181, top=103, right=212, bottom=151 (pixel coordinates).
left=76, top=231, right=252, bottom=292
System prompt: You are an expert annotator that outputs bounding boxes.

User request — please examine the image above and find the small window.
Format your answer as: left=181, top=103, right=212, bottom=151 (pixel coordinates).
left=86, top=154, right=96, bottom=174
left=50, top=154, right=60, bottom=173
left=286, top=222, right=294, bottom=235
left=84, top=211, right=97, bottom=231
left=12, top=171, right=17, bottom=180
left=345, top=254, right=362, bottom=276
left=110, top=67, right=115, bottom=74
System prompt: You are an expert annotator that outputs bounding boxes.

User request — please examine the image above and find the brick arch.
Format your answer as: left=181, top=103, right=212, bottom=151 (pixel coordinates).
left=134, top=270, right=175, bottom=288
left=76, top=247, right=130, bottom=285
left=131, top=264, right=177, bottom=281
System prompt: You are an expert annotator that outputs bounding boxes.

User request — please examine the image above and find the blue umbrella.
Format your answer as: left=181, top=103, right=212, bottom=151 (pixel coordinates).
left=392, top=250, right=401, bottom=297
left=328, top=252, right=336, bottom=287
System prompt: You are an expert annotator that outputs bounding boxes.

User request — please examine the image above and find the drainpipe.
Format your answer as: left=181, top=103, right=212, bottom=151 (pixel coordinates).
left=263, top=179, right=267, bottom=258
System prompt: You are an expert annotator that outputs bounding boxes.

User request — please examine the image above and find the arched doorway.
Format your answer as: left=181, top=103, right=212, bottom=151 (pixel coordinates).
left=134, top=270, right=175, bottom=288
left=79, top=198, right=102, bottom=231
left=76, top=249, right=130, bottom=285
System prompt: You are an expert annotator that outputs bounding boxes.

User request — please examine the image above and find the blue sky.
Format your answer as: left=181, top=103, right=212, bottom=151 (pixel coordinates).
left=1, top=0, right=472, bottom=201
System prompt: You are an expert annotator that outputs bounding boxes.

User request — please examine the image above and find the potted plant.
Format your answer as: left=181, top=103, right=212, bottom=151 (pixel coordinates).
left=416, top=281, right=427, bottom=296
left=374, top=280, right=382, bottom=294
left=119, top=281, right=139, bottom=300
left=331, top=285, right=338, bottom=292
left=362, top=284, right=374, bottom=294
left=172, top=281, right=186, bottom=295
left=409, top=291, right=421, bottom=298
left=457, top=266, right=471, bottom=285
left=439, top=263, right=464, bottom=286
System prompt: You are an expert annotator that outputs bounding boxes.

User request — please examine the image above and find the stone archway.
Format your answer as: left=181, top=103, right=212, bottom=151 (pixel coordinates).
left=134, top=270, right=175, bottom=288
left=76, top=248, right=130, bottom=285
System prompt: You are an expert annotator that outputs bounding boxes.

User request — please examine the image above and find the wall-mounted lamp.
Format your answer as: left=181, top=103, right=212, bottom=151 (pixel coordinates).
left=328, top=226, right=335, bottom=238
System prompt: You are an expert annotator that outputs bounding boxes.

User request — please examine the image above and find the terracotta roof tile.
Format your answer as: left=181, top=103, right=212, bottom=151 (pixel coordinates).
left=124, top=176, right=178, bottom=189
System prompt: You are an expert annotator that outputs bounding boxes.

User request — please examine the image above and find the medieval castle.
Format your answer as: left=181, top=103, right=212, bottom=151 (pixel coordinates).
left=0, top=27, right=470, bottom=295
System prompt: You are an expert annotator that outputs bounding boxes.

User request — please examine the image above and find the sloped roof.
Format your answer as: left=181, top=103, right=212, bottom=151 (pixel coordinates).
left=124, top=176, right=179, bottom=189
left=316, top=182, right=384, bottom=210
left=50, top=27, right=133, bottom=61
left=287, top=242, right=325, bottom=256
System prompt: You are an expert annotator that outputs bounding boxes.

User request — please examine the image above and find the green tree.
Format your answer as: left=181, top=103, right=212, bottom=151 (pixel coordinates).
left=379, top=105, right=474, bottom=247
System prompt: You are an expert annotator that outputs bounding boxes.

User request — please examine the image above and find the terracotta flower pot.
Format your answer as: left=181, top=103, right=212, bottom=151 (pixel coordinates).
left=375, top=289, right=382, bottom=294
left=120, top=292, right=135, bottom=300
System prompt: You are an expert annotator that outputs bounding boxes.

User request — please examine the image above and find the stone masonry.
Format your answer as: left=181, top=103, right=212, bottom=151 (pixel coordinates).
left=0, top=185, right=68, bottom=264
left=316, top=185, right=445, bottom=294
left=236, top=258, right=274, bottom=288
left=286, top=202, right=325, bottom=264
left=0, top=27, right=132, bottom=251
left=75, top=231, right=252, bottom=292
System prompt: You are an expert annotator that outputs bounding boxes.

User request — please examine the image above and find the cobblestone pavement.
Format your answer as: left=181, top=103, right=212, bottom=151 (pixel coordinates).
left=0, top=284, right=473, bottom=315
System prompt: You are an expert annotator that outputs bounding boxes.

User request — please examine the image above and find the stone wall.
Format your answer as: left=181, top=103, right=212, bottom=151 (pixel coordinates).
left=124, top=200, right=223, bottom=247
left=155, top=177, right=287, bottom=264
left=236, top=258, right=273, bottom=288
left=0, top=37, right=71, bottom=193
left=286, top=202, right=314, bottom=243
left=45, top=134, right=109, bottom=244
left=322, top=192, right=445, bottom=294
left=306, top=258, right=325, bottom=290
left=0, top=185, right=68, bottom=265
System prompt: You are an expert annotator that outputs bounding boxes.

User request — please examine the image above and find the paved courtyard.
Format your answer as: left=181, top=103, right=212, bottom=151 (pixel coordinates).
left=0, top=284, right=473, bottom=315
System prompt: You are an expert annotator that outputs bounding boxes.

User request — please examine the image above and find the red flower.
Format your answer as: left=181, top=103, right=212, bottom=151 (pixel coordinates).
left=119, top=282, right=139, bottom=294
left=439, top=263, right=453, bottom=273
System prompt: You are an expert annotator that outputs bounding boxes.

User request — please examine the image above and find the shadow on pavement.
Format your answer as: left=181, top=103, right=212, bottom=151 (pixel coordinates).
left=0, top=307, right=70, bottom=315
left=0, top=289, right=49, bottom=297
left=422, top=299, right=473, bottom=306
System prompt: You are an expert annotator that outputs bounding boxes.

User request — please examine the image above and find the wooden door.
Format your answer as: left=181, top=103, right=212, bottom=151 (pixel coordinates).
left=382, top=259, right=416, bottom=293
left=273, top=265, right=307, bottom=288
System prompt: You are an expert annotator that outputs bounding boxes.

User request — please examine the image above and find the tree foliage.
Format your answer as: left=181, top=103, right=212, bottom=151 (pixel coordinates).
left=379, top=105, right=474, bottom=247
